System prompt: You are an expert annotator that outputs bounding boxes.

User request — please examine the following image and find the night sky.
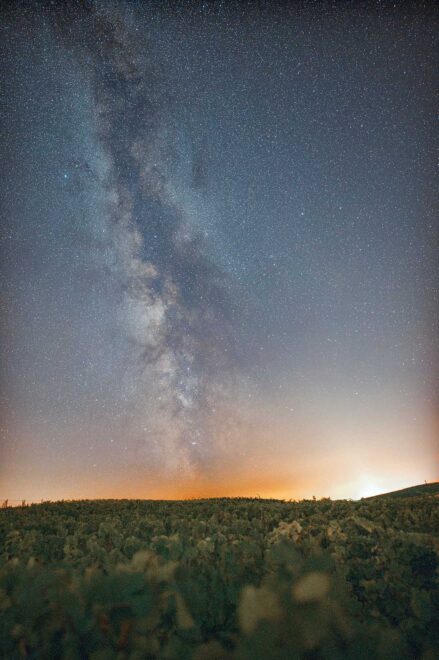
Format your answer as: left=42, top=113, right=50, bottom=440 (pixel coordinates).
left=1, top=1, right=437, bottom=501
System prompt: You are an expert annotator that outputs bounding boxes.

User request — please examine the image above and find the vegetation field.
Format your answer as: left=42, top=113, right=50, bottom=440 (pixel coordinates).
left=1, top=492, right=438, bottom=659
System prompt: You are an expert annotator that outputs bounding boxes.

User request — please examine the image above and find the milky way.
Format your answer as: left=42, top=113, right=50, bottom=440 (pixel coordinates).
left=52, top=2, right=244, bottom=477
left=1, top=1, right=437, bottom=500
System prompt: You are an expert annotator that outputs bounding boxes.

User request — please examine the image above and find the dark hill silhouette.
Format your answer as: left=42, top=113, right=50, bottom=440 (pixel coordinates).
left=365, top=482, right=439, bottom=499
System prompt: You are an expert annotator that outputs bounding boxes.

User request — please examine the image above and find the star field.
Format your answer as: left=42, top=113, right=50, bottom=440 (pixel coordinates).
left=0, top=1, right=437, bottom=501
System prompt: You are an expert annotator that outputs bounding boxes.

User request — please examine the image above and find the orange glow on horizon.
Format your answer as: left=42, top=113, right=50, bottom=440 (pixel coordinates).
left=2, top=401, right=437, bottom=503
left=3, top=464, right=438, bottom=504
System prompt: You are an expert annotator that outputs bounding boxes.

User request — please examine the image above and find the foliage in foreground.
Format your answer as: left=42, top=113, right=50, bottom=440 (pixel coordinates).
left=0, top=495, right=438, bottom=659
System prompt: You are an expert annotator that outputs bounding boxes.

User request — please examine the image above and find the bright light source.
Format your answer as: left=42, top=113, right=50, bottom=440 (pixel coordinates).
left=356, top=480, right=381, bottom=499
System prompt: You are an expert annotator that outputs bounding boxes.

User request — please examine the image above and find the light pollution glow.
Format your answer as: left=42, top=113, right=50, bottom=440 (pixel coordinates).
left=2, top=398, right=437, bottom=502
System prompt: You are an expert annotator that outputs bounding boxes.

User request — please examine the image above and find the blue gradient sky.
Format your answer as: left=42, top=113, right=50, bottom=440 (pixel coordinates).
left=1, top=1, right=437, bottom=501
